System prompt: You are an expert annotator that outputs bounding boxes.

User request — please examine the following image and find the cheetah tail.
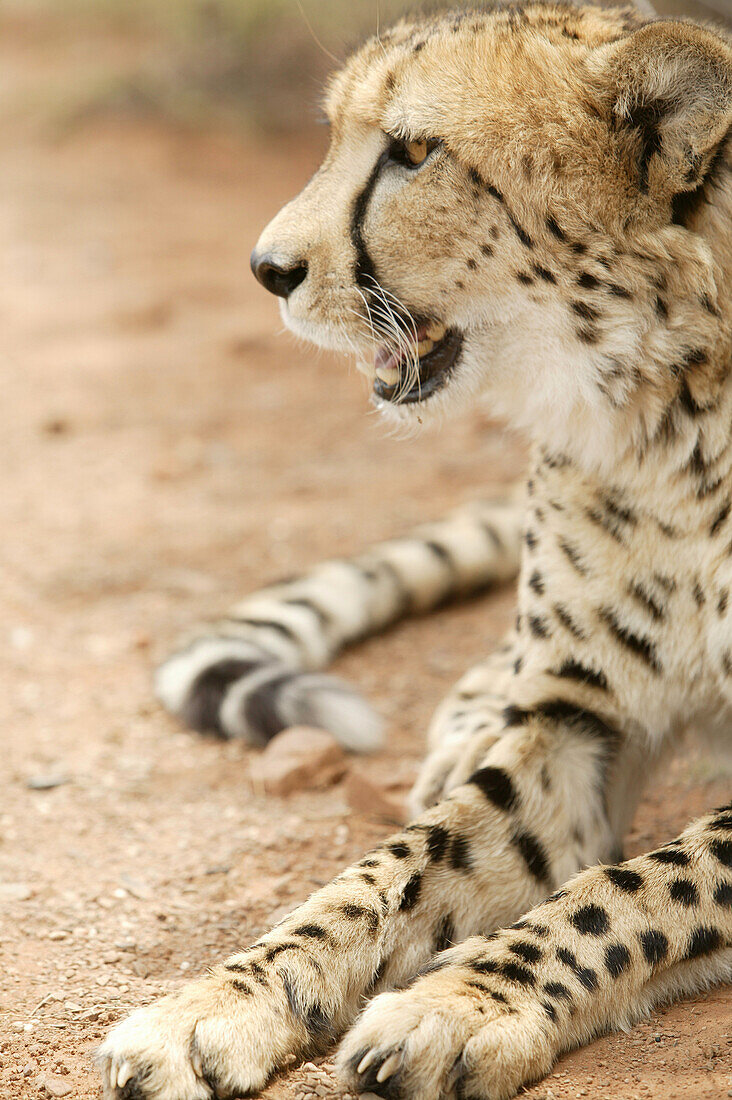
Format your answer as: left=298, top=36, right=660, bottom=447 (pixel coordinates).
left=155, top=499, right=522, bottom=752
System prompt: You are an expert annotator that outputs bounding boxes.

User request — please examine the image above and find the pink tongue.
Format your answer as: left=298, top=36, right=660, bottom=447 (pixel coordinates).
left=375, top=323, right=430, bottom=373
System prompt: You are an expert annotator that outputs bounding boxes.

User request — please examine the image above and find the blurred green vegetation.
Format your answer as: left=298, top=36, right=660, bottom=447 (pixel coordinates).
left=11, top=0, right=731, bottom=131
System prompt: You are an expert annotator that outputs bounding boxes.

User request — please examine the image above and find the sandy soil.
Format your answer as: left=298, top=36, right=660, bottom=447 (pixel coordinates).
left=0, top=19, right=730, bottom=1100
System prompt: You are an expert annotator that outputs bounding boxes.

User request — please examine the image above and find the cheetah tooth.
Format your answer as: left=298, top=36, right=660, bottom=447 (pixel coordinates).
left=375, top=365, right=400, bottom=387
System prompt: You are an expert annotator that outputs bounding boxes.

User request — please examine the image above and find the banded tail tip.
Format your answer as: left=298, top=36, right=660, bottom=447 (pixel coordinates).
left=155, top=638, right=383, bottom=753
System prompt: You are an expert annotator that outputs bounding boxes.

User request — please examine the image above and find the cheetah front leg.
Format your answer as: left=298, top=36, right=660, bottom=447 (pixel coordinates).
left=339, top=804, right=732, bottom=1100
left=97, top=706, right=627, bottom=1100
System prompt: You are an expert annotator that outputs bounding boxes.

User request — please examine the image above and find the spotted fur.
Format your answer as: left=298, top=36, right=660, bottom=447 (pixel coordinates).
left=98, top=5, right=732, bottom=1099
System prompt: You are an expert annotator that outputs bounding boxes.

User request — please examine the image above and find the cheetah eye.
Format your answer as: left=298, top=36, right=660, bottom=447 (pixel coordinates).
left=387, top=136, right=440, bottom=170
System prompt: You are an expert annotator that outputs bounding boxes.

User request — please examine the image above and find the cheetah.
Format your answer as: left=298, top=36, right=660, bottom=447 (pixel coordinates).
left=98, top=4, right=732, bottom=1099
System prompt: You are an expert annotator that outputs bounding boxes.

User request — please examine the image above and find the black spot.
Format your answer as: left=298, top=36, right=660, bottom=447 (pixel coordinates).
left=525, top=528, right=538, bottom=551
left=543, top=981, right=572, bottom=1001
left=608, top=283, right=632, bottom=299
left=500, top=961, right=536, bottom=987
left=481, top=243, right=495, bottom=257
left=571, top=241, right=588, bottom=255
left=711, top=500, right=731, bottom=537
left=487, top=184, right=504, bottom=203
left=450, top=835, right=472, bottom=872
left=668, top=879, right=698, bottom=907
left=639, top=929, right=669, bottom=966
left=467, top=257, right=478, bottom=270
left=713, top=881, right=732, bottom=907
left=710, top=839, right=732, bottom=868
left=471, top=958, right=500, bottom=976
left=283, top=977, right=335, bottom=1044
left=468, top=765, right=518, bottom=812
left=264, top=942, right=307, bottom=962
left=388, top=841, right=411, bottom=860
left=648, top=848, right=690, bottom=867
left=578, top=272, right=600, bottom=290
left=466, top=979, right=492, bottom=994
left=533, top=264, right=556, bottom=284
left=399, top=872, right=423, bottom=911
left=554, top=603, right=586, bottom=639
left=546, top=216, right=566, bottom=240
left=542, top=1000, right=558, bottom=1021
left=292, top=924, right=329, bottom=941
left=517, top=272, right=534, bottom=286
left=341, top=904, right=380, bottom=935
left=528, top=614, right=551, bottom=639
left=685, top=926, right=722, bottom=959
left=427, top=825, right=450, bottom=862
left=553, top=658, right=608, bottom=691
left=628, top=582, right=665, bottom=622
left=559, top=538, right=587, bottom=576
left=230, top=979, right=252, bottom=995
left=556, top=947, right=598, bottom=991
left=510, top=216, right=533, bottom=248
left=512, top=828, right=551, bottom=885
left=599, top=607, right=661, bottom=674
left=570, top=905, right=610, bottom=936
left=604, top=943, right=631, bottom=979
left=510, top=941, right=542, bottom=964
left=604, top=867, right=643, bottom=893
left=655, top=296, right=669, bottom=320
left=528, top=569, right=545, bottom=595
left=571, top=300, right=601, bottom=323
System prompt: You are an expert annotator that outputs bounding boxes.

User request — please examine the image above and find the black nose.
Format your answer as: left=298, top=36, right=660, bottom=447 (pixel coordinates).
left=250, top=251, right=308, bottom=299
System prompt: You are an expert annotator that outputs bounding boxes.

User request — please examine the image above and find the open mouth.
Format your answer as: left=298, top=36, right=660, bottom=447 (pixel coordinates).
left=372, top=321, right=463, bottom=404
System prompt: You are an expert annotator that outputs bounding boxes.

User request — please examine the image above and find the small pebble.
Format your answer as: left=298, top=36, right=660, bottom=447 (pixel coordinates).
left=40, top=1075, right=72, bottom=1098
left=26, top=775, right=68, bottom=791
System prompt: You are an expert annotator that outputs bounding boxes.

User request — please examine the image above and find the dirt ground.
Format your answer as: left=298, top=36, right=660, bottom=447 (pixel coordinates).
left=0, top=15, right=730, bottom=1100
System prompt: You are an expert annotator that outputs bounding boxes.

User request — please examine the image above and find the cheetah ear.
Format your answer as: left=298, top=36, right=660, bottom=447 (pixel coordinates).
left=594, top=21, right=732, bottom=201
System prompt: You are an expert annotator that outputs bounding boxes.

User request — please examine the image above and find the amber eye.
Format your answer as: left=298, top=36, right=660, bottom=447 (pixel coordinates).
left=387, top=135, right=439, bottom=170
left=406, top=139, right=429, bottom=165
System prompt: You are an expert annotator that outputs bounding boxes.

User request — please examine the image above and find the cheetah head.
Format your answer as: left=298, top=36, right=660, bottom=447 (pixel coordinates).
left=251, top=4, right=732, bottom=458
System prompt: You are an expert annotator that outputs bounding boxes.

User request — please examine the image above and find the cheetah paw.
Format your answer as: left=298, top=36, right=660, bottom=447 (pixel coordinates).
left=96, top=974, right=300, bottom=1100
left=337, top=971, right=553, bottom=1100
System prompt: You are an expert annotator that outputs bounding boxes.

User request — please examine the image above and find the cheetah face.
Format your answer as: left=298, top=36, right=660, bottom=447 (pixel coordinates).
left=251, top=5, right=732, bottom=442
